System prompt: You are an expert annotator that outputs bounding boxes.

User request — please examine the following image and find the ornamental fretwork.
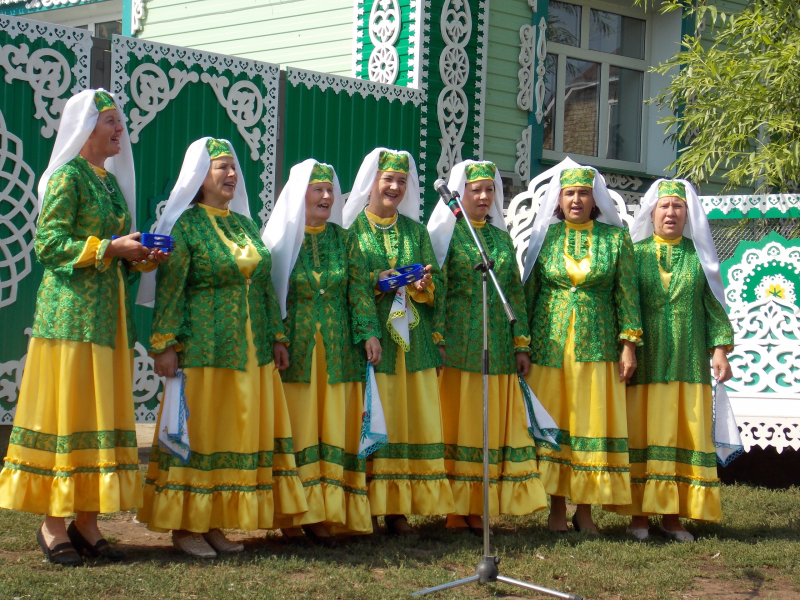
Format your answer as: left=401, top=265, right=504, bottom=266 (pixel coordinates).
left=436, top=0, right=472, bottom=179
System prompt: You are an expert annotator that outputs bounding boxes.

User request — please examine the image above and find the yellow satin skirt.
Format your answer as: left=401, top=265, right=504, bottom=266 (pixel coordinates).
left=367, top=351, right=454, bottom=516
left=0, top=265, right=142, bottom=516
left=439, top=368, right=547, bottom=517
left=605, top=382, right=721, bottom=521
left=277, top=328, right=371, bottom=534
left=525, top=316, right=631, bottom=505
left=138, top=311, right=307, bottom=533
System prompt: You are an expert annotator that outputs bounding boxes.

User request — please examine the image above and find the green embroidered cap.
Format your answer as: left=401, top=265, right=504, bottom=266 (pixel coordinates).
left=206, top=138, right=233, bottom=159
left=657, top=180, right=687, bottom=201
left=378, top=151, right=410, bottom=174
left=560, top=167, right=595, bottom=188
left=94, top=91, right=117, bottom=113
left=465, top=161, right=496, bottom=182
left=309, top=162, right=334, bottom=184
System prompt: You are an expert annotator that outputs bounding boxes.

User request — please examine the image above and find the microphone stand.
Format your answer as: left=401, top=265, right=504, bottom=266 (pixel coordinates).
left=412, top=193, right=581, bottom=600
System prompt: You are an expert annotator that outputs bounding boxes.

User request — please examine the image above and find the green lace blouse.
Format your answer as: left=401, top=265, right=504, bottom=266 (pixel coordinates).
left=349, top=210, right=443, bottom=375
left=631, top=236, right=734, bottom=385
left=149, top=204, right=286, bottom=370
left=281, top=223, right=381, bottom=384
left=31, top=156, right=137, bottom=348
left=525, top=220, right=642, bottom=367
left=438, top=219, right=531, bottom=374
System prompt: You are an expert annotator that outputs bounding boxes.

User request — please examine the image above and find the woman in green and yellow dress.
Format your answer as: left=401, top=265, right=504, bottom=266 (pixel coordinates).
left=427, top=160, right=547, bottom=532
left=606, top=179, right=734, bottom=542
left=0, top=90, right=168, bottom=565
left=522, top=160, right=641, bottom=533
left=136, top=138, right=307, bottom=557
left=262, top=159, right=382, bottom=543
left=341, top=148, right=454, bottom=534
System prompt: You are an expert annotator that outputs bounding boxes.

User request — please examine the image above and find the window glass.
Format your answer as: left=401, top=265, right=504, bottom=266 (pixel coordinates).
left=606, top=66, right=643, bottom=162
left=95, top=21, right=122, bottom=39
left=548, top=1, right=581, bottom=47
left=589, top=10, right=645, bottom=60
left=563, top=58, right=600, bottom=157
left=543, top=54, right=557, bottom=151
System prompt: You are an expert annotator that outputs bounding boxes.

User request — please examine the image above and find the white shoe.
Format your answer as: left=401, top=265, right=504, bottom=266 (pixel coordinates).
left=172, top=532, right=217, bottom=558
left=626, top=526, right=650, bottom=541
left=659, top=523, right=695, bottom=542
left=203, top=529, right=244, bottom=553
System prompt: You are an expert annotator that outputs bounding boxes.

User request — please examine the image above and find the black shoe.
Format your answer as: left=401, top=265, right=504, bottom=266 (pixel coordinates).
left=67, top=521, right=126, bottom=561
left=37, top=527, right=83, bottom=567
left=571, top=514, right=581, bottom=533
left=301, top=525, right=338, bottom=548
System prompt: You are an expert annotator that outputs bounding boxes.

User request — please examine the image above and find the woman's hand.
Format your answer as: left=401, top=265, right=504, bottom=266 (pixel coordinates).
left=413, top=264, right=433, bottom=292
left=153, top=346, right=178, bottom=378
left=516, top=352, right=531, bottom=377
left=106, top=233, right=147, bottom=260
left=712, top=346, right=732, bottom=383
left=147, top=249, right=171, bottom=265
left=273, top=342, right=290, bottom=370
left=437, top=346, right=446, bottom=376
left=365, top=336, right=382, bottom=366
left=619, top=341, right=637, bottom=383
left=375, top=269, right=396, bottom=291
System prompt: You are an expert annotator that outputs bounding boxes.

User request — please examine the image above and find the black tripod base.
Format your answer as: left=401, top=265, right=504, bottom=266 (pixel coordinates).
left=412, top=555, right=582, bottom=599
left=475, top=555, right=500, bottom=582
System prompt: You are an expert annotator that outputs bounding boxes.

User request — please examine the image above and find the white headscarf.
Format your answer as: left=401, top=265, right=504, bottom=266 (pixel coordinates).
left=341, top=148, right=421, bottom=228
left=38, top=88, right=136, bottom=229
left=522, top=158, right=624, bottom=282
left=630, top=178, right=726, bottom=310
left=427, top=159, right=507, bottom=267
left=136, top=137, right=249, bottom=307
left=262, top=158, right=343, bottom=318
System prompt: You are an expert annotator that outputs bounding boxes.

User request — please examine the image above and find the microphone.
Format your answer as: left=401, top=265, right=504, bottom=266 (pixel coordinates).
left=434, top=178, right=463, bottom=219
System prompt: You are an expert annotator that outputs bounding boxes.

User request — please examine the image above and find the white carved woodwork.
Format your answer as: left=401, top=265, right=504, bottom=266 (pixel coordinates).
left=0, top=329, right=29, bottom=424
left=514, top=125, right=531, bottom=186
left=517, top=24, right=535, bottom=112
left=112, top=36, right=279, bottom=226
left=0, top=17, right=90, bottom=138
left=0, top=108, right=38, bottom=309
left=437, top=0, right=472, bottom=179
left=368, top=0, right=402, bottom=84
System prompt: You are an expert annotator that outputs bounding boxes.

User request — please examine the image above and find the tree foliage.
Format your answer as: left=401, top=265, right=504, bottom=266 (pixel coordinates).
left=650, top=0, right=800, bottom=193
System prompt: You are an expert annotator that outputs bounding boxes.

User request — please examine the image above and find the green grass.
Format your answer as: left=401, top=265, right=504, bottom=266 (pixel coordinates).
left=1, top=484, right=798, bottom=599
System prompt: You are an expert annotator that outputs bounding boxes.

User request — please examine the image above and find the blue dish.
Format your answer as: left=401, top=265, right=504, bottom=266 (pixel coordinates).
left=378, top=264, right=425, bottom=292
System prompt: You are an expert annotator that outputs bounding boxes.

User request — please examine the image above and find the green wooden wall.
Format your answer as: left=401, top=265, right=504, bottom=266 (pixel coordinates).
left=483, top=0, right=531, bottom=174
left=137, top=0, right=355, bottom=77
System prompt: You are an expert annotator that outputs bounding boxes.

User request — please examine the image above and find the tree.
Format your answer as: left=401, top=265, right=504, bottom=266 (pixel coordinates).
left=650, top=0, right=800, bottom=193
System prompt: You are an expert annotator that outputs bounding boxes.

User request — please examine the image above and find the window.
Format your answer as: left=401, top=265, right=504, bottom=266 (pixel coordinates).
left=544, top=0, right=649, bottom=168
left=95, top=21, right=122, bottom=39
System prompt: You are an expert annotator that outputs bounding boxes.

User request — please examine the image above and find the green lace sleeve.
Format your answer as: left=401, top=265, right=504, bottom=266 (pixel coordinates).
left=35, top=167, right=99, bottom=276
left=150, top=222, right=191, bottom=354
left=346, top=231, right=382, bottom=344
left=264, top=252, right=289, bottom=345
left=704, top=282, right=734, bottom=351
left=503, top=235, right=531, bottom=352
left=613, top=230, right=643, bottom=345
left=420, top=228, right=445, bottom=340
left=436, top=249, right=449, bottom=346
left=524, top=260, right=540, bottom=332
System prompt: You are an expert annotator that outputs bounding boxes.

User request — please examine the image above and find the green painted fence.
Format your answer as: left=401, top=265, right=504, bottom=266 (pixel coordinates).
left=0, top=16, right=91, bottom=423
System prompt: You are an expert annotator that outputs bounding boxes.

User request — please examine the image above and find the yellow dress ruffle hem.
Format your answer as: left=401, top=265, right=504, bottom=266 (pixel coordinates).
left=276, top=327, right=372, bottom=534
left=605, top=381, right=722, bottom=521
left=525, top=313, right=631, bottom=505
left=440, top=368, right=547, bottom=516
left=0, top=262, right=142, bottom=516
left=367, top=352, right=455, bottom=516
